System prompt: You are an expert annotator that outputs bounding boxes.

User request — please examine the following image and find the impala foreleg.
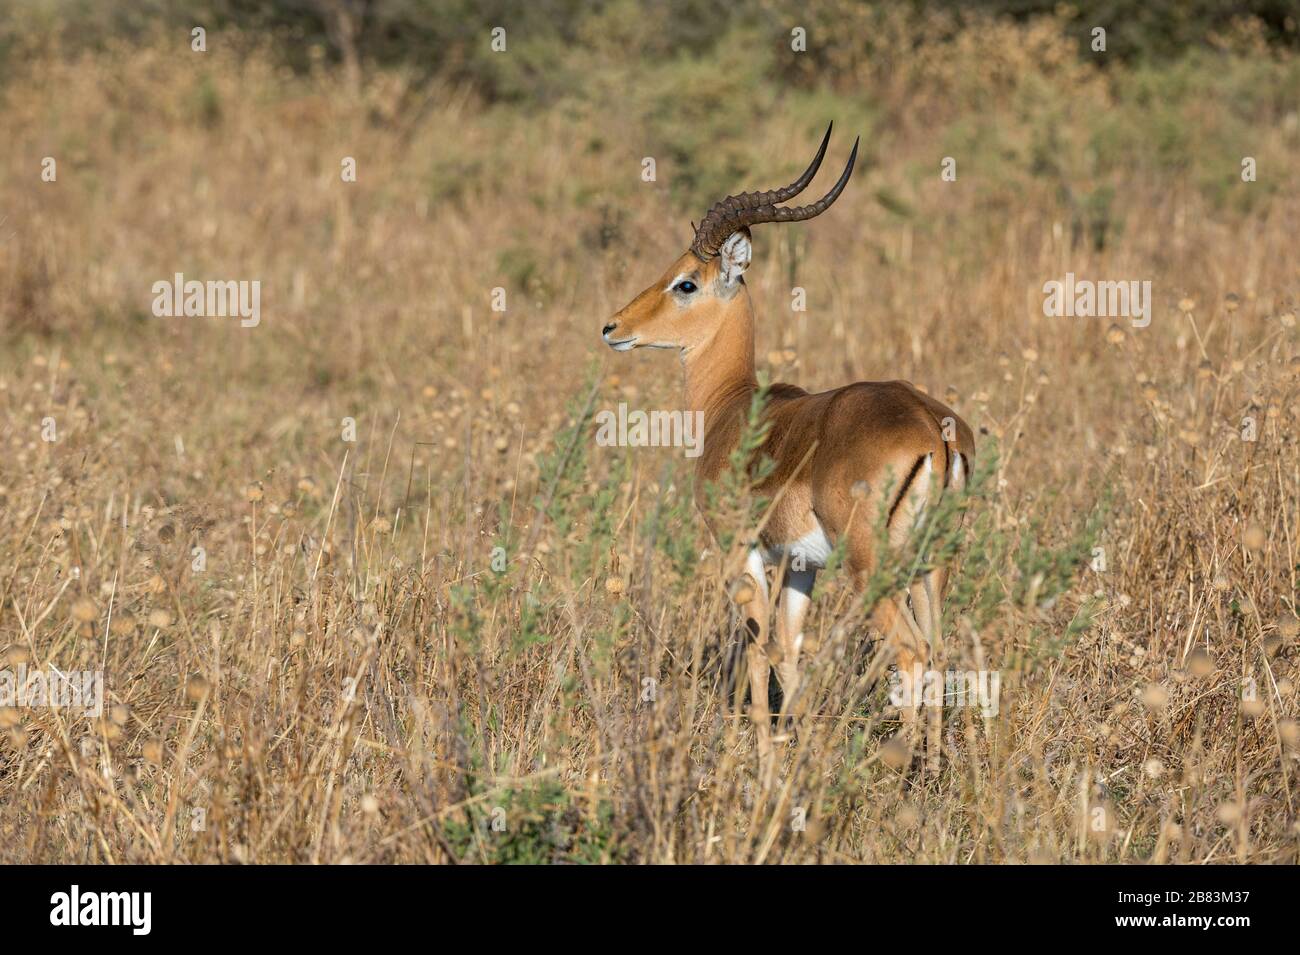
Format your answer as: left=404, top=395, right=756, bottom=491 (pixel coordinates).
left=739, top=549, right=774, bottom=775
left=773, top=567, right=816, bottom=716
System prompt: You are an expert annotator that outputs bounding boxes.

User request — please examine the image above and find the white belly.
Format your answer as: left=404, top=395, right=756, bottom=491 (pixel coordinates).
left=762, top=520, right=834, bottom=570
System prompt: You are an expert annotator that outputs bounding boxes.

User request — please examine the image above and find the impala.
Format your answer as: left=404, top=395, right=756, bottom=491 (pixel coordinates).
left=602, top=125, right=975, bottom=772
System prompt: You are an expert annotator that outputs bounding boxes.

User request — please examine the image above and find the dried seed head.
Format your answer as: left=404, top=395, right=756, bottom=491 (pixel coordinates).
left=3, top=646, right=31, bottom=667
left=1187, top=649, right=1214, bottom=678
left=1279, top=719, right=1299, bottom=747
left=1141, top=683, right=1169, bottom=712
left=1242, top=523, right=1266, bottom=551
left=879, top=735, right=911, bottom=770
left=71, top=598, right=98, bottom=623
left=1215, top=802, right=1242, bottom=825
left=185, top=674, right=210, bottom=701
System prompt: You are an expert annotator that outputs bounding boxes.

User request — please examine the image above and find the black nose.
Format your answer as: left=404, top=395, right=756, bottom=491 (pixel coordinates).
left=602, top=323, right=617, bottom=336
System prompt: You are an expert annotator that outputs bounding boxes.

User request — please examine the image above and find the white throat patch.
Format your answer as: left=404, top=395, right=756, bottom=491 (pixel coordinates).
left=762, top=520, right=834, bottom=570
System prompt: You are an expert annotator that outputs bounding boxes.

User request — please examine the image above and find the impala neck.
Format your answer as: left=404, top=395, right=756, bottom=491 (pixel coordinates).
left=681, top=286, right=759, bottom=479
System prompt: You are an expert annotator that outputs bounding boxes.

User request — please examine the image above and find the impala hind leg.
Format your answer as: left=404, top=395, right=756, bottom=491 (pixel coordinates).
left=837, top=453, right=942, bottom=768
left=909, top=571, right=946, bottom=774
left=849, top=551, right=929, bottom=766
left=887, top=453, right=950, bottom=773
left=873, top=592, right=928, bottom=746
left=908, top=451, right=966, bottom=771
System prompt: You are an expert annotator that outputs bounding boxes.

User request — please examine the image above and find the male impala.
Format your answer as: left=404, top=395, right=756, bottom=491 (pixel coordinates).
left=602, top=125, right=975, bottom=771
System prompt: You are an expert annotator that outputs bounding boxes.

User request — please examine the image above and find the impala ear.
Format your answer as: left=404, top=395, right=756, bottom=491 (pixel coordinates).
left=718, top=228, right=752, bottom=289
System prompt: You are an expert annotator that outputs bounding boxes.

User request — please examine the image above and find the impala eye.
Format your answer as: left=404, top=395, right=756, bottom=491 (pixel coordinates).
left=676, top=280, right=698, bottom=294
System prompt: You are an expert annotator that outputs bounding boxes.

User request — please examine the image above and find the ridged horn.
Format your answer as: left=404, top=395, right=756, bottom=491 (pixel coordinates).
left=691, top=126, right=858, bottom=261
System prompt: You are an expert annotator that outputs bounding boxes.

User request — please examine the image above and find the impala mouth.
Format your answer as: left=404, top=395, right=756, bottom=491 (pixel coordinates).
left=604, top=335, right=637, bottom=352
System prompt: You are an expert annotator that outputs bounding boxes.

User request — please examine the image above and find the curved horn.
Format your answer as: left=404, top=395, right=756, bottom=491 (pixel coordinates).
left=691, top=131, right=859, bottom=260
left=737, top=121, right=832, bottom=209
left=755, top=136, right=859, bottom=224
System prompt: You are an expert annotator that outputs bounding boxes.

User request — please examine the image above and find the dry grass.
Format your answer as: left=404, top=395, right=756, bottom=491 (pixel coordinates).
left=0, top=23, right=1297, bottom=863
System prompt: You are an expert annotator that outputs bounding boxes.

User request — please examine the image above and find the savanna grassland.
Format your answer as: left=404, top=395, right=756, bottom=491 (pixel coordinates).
left=1, top=2, right=1298, bottom=863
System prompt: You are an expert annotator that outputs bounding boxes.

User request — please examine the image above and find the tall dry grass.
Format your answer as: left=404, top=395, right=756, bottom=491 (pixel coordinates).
left=0, top=21, right=1297, bottom=862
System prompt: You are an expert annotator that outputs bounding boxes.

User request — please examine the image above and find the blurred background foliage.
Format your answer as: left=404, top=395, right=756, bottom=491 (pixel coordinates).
left=5, top=0, right=1298, bottom=87
left=5, top=0, right=1294, bottom=226
left=2, top=0, right=1295, bottom=311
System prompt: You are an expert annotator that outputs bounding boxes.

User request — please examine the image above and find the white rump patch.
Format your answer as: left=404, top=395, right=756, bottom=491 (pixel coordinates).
left=912, top=453, right=933, bottom=521
left=890, top=453, right=933, bottom=545
left=900, top=453, right=932, bottom=495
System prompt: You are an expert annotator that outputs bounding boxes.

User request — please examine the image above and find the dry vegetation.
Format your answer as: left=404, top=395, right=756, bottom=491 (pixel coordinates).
left=1, top=13, right=1298, bottom=863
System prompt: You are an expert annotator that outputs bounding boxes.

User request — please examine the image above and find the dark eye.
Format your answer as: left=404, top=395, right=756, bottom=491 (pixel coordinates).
left=676, top=280, right=698, bottom=294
